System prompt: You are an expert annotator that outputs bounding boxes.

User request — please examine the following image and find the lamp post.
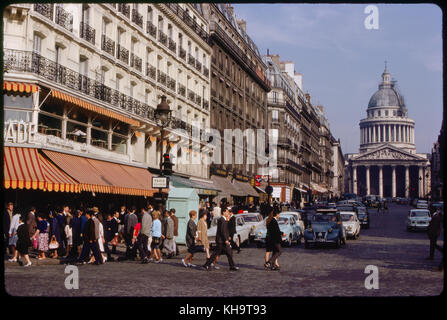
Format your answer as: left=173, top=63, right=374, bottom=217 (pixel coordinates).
left=154, top=95, right=173, bottom=210
left=264, top=144, right=273, bottom=206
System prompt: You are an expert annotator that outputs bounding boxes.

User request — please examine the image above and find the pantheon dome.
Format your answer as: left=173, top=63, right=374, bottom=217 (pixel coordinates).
left=359, top=67, right=415, bottom=154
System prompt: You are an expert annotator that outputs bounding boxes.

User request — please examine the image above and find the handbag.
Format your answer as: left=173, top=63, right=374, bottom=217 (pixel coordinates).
left=33, top=237, right=38, bottom=250
left=49, top=235, right=59, bottom=250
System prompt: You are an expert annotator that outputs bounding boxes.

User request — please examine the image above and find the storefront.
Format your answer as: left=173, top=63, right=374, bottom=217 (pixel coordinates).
left=168, top=174, right=220, bottom=204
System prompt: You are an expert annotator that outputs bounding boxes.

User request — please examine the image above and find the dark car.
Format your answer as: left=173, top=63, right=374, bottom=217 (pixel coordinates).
left=303, top=209, right=346, bottom=248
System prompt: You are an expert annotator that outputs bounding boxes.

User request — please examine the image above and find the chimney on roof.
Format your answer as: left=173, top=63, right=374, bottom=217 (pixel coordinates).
left=237, top=19, right=247, bottom=33
left=271, top=54, right=280, bottom=67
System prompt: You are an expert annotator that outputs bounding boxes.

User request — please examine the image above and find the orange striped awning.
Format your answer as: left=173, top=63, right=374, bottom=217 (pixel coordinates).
left=42, top=150, right=163, bottom=197
left=3, top=147, right=80, bottom=193
left=4, top=81, right=39, bottom=93
left=51, top=89, right=140, bottom=127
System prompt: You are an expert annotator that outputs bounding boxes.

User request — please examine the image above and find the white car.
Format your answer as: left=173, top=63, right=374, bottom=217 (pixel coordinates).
left=340, top=212, right=361, bottom=239
left=407, top=209, right=431, bottom=231
left=280, top=211, right=305, bottom=235
left=207, top=215, right=251, bottom=248
left=416, top=200, right=429, bottom=209
left=238, top=212, right=265, bottom=240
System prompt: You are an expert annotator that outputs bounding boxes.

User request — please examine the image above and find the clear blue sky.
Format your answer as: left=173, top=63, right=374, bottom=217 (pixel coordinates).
left=233, top=3, right=443, bottom=155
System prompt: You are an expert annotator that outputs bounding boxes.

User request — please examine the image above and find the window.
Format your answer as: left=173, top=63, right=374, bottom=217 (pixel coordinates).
left=55, top=45, right=62, bottom=65
left=147, top=6, right=153, bottom=21
left=116, top=75, right=121, bottom=91
left=272, top=110, right=279, bottom=121
left=385, top=110, right=388, bottom=116
left=4, top=93, right=33, bottom=122
left=33, top=34, right=42, bottom=53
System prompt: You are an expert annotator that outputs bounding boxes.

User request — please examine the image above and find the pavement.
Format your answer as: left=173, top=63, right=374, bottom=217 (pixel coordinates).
left=4, top=204, right=444, bottom=297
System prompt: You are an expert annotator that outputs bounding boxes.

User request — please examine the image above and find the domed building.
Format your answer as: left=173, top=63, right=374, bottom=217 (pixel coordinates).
left=346, top=67, right=430, bottom=199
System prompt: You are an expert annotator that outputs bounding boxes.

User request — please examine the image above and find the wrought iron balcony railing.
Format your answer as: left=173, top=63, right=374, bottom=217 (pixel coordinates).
left=178, top=84, right=186, bottom=97
left=146, top=21, right=157, bottom=38
left=3, top=49, right=194, bottom=133
left=178, top=47, right=186, bottom=60
left=146, top=63, right=156, bottom=80
left=34, top=3, right=53, bottom=20
left=167, top=75, right=176, bottom=91
left=168, top=37, right=177, bottom=53
left=158, top=30, right=167, bottom=46
left=203, top=99, right=209, bottom=110
left=55, top=6, right=73, bottom=32
left=196, top=95, right=202, bottom=106
left=118, top=4, right=130, bottom=18
left=116, top=44, right=129, bottom=65
left=131, top=9, right=143, bottom=28
left=188, top=90, right=196, bottom=103
left=80, top=22, right=95, bottom=45
left=195, top=61, right=202, bottom=72
left=164, top=3, right=209, bottom=43
left=101, top=34, right=115, bottom=56
left=130, top=53, right=142, bottom=72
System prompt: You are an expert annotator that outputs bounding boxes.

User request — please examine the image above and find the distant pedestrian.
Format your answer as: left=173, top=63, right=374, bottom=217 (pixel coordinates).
left=182, top=210, right=198, bottom=267
left=77, top=210, right=102, bottom=265
left=228, top=208, right=241, bottom=253
left=124, top=206, right=138, bottom=260
left=137, top=208, right=152, bottom=263
left=48, top=210, right=60, bottom=259
left=170, top=208, right=179, bottom=256
left=105, top=213, right=119, bottom=258
left=426, top=209, right=442, bottom=260
left=150, top=210, right=163, bottom=263
left=196, top=209, right=210, bottom=259
left=7, top=209, right=20, bottom=261
left=266, top=208, right=282, bottom=271
left=36, top=214, right=49, bottom=260
left=263, top=206, right=274, bottom=268
left=161, top=210, right=175, bottom=258
left=4, top=202, right=14, bottom=257
left=69, top=209, right=83, bottom=259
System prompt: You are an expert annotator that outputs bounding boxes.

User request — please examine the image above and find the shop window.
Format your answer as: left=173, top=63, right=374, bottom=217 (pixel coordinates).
left=38, top=113, right=62, bottom=137
left=91, top=128, right=108, bottom=149
left=4, top=92, right=33, bottom=121
left=112, top=133, right=127, bottom=154
left=66, top=120, right=87, bottom=143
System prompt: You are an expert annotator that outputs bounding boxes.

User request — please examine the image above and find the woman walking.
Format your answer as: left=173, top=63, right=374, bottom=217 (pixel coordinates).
left=150, top=210, right=163, bottom=263
left=265, top=208, right=282, bottom=271
left=182, top=210, right=198, bottom=267
left=196, top=209, right=210, bottom=259
left=7, top=211, right=21, bottom=262
left=36, top=214, right=50, bottom=260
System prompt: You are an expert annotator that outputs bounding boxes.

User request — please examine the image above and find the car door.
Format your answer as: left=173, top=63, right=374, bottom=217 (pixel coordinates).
left=236, top=216, right=249, bottom=243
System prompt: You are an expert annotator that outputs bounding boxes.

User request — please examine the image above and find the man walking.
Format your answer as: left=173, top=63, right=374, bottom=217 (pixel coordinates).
left=4, top=202, right=14, bottom=258
left=426, top=208, right=442, bottom=260
left=78, top=210, right=102, bottom=264
left=203, top=208, right=238, bottom=271
left=161, top=210, right=175, bottom=258
left=170, top=208, right=179, bottom=256
left=68, top=209, right=83, bottom=260
left=228, top=209, right=241, bottom=253
left=124, top=206, right=138, bottom=260
left=138, top=208, right=152, bottom=263
left=104, top=213, right=118, bottom=261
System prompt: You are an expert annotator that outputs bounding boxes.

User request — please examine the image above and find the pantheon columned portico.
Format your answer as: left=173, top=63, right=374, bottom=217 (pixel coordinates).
left=346, top=67, right=431, bottom=199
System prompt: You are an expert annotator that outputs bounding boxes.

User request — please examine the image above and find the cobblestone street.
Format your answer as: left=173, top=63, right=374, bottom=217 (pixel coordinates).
left=4, top=204, right=443, bottom=297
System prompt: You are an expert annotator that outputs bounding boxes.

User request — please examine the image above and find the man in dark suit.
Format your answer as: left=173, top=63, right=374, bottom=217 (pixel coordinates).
left=203, top=208, right=238, bottom=271
left=104, top=213, right=118, bottom=261
left=77, top=210, right=102, bottom=264
left=68, top=209, right=83, bottom=259
left=124, top=206, right=138, bottom=260
left=228, top=209, right=241, bottom=253
left=427, top=209, right=442, bottom=260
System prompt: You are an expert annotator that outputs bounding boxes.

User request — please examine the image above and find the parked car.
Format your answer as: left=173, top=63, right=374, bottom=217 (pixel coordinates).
left=253, top=214, right=302, bottom=247
left=407, top=209, right=431, bottom=231
left=341, top=201, right=370, bottom=229
left=207, top=215, right=251, bottom=247
left=327, top=202, right=337, bottom=209
left=336, top=205, right=358, bottom=218
left=280, top=211, right=305, bottom=235
left=340, top=212, right=361, bottom=239
left=416, top=200, right=429, bottom=209
left=303, top=209, right=346, bottom=248
left=238, top=212, right=265, bottom=242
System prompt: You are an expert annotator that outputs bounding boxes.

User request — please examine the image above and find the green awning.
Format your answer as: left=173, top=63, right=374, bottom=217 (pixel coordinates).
left=169, top=175, right=220, bottom=196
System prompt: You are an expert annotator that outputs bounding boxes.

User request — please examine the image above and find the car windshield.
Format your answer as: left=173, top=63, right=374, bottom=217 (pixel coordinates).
left=278, top=217, right=289, bottom=224
left=243, top=215, right=260, bottom=222
left=313, top=214, right=336, bottom=222
left=411, top=211, right=429, bottom=217
left=337, top=206, right=355, bottom=212
left=341, top=214, right=355, bottom=221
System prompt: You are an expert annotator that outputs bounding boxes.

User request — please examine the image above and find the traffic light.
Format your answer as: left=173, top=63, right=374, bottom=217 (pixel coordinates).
left=162, top=153, right=173, bottom=176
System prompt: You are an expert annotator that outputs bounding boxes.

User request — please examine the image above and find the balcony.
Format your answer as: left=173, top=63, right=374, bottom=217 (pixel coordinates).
left=195, top=61, right=202, bottom=72
left=188, top=90, right=196, bottom=103
left=167, top=75, right=176, bottom=91
left=131, top=9, right=143, bottom=28
left=130, top=53, right=142, bottom=72
left=3, top=49, right=196, bottom=134
left=178, top=84, right=186, bottom=97
left=188, top=54, right=195, bottom=68
left=34, top=3, right=53, bottom=20
left=118, top=4, right=130, bottom=19
left=158, top=30, right=167, bottom=47
left=179, top=47, right=186, bottom=60
left=196, top=95, right=202, bottom=106
left=203, top=99, right=209, bottom=110
left=164, top=3, right=209, bottom=43
left=168, top=38, right=177, bottom=54
left=101, top=34, right=115, bottom=56
left=116, top=45, right=129, bottom=65
left=203, top=66, right=209, bottom=77
left=146, top=63, right=156, bottom=80
left=79, top=22, right=96, bottom=45
left=146, top=21, right=157, bottom=38
left=157, top=70, right=167, bottom=86
left=55, top=6, right=73, bottom=32
left=278, top=138, right=292, bottom=148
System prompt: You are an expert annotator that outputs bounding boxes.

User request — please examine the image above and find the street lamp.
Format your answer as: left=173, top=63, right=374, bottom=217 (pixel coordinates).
left=154, top=95, right=173, bottom=210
